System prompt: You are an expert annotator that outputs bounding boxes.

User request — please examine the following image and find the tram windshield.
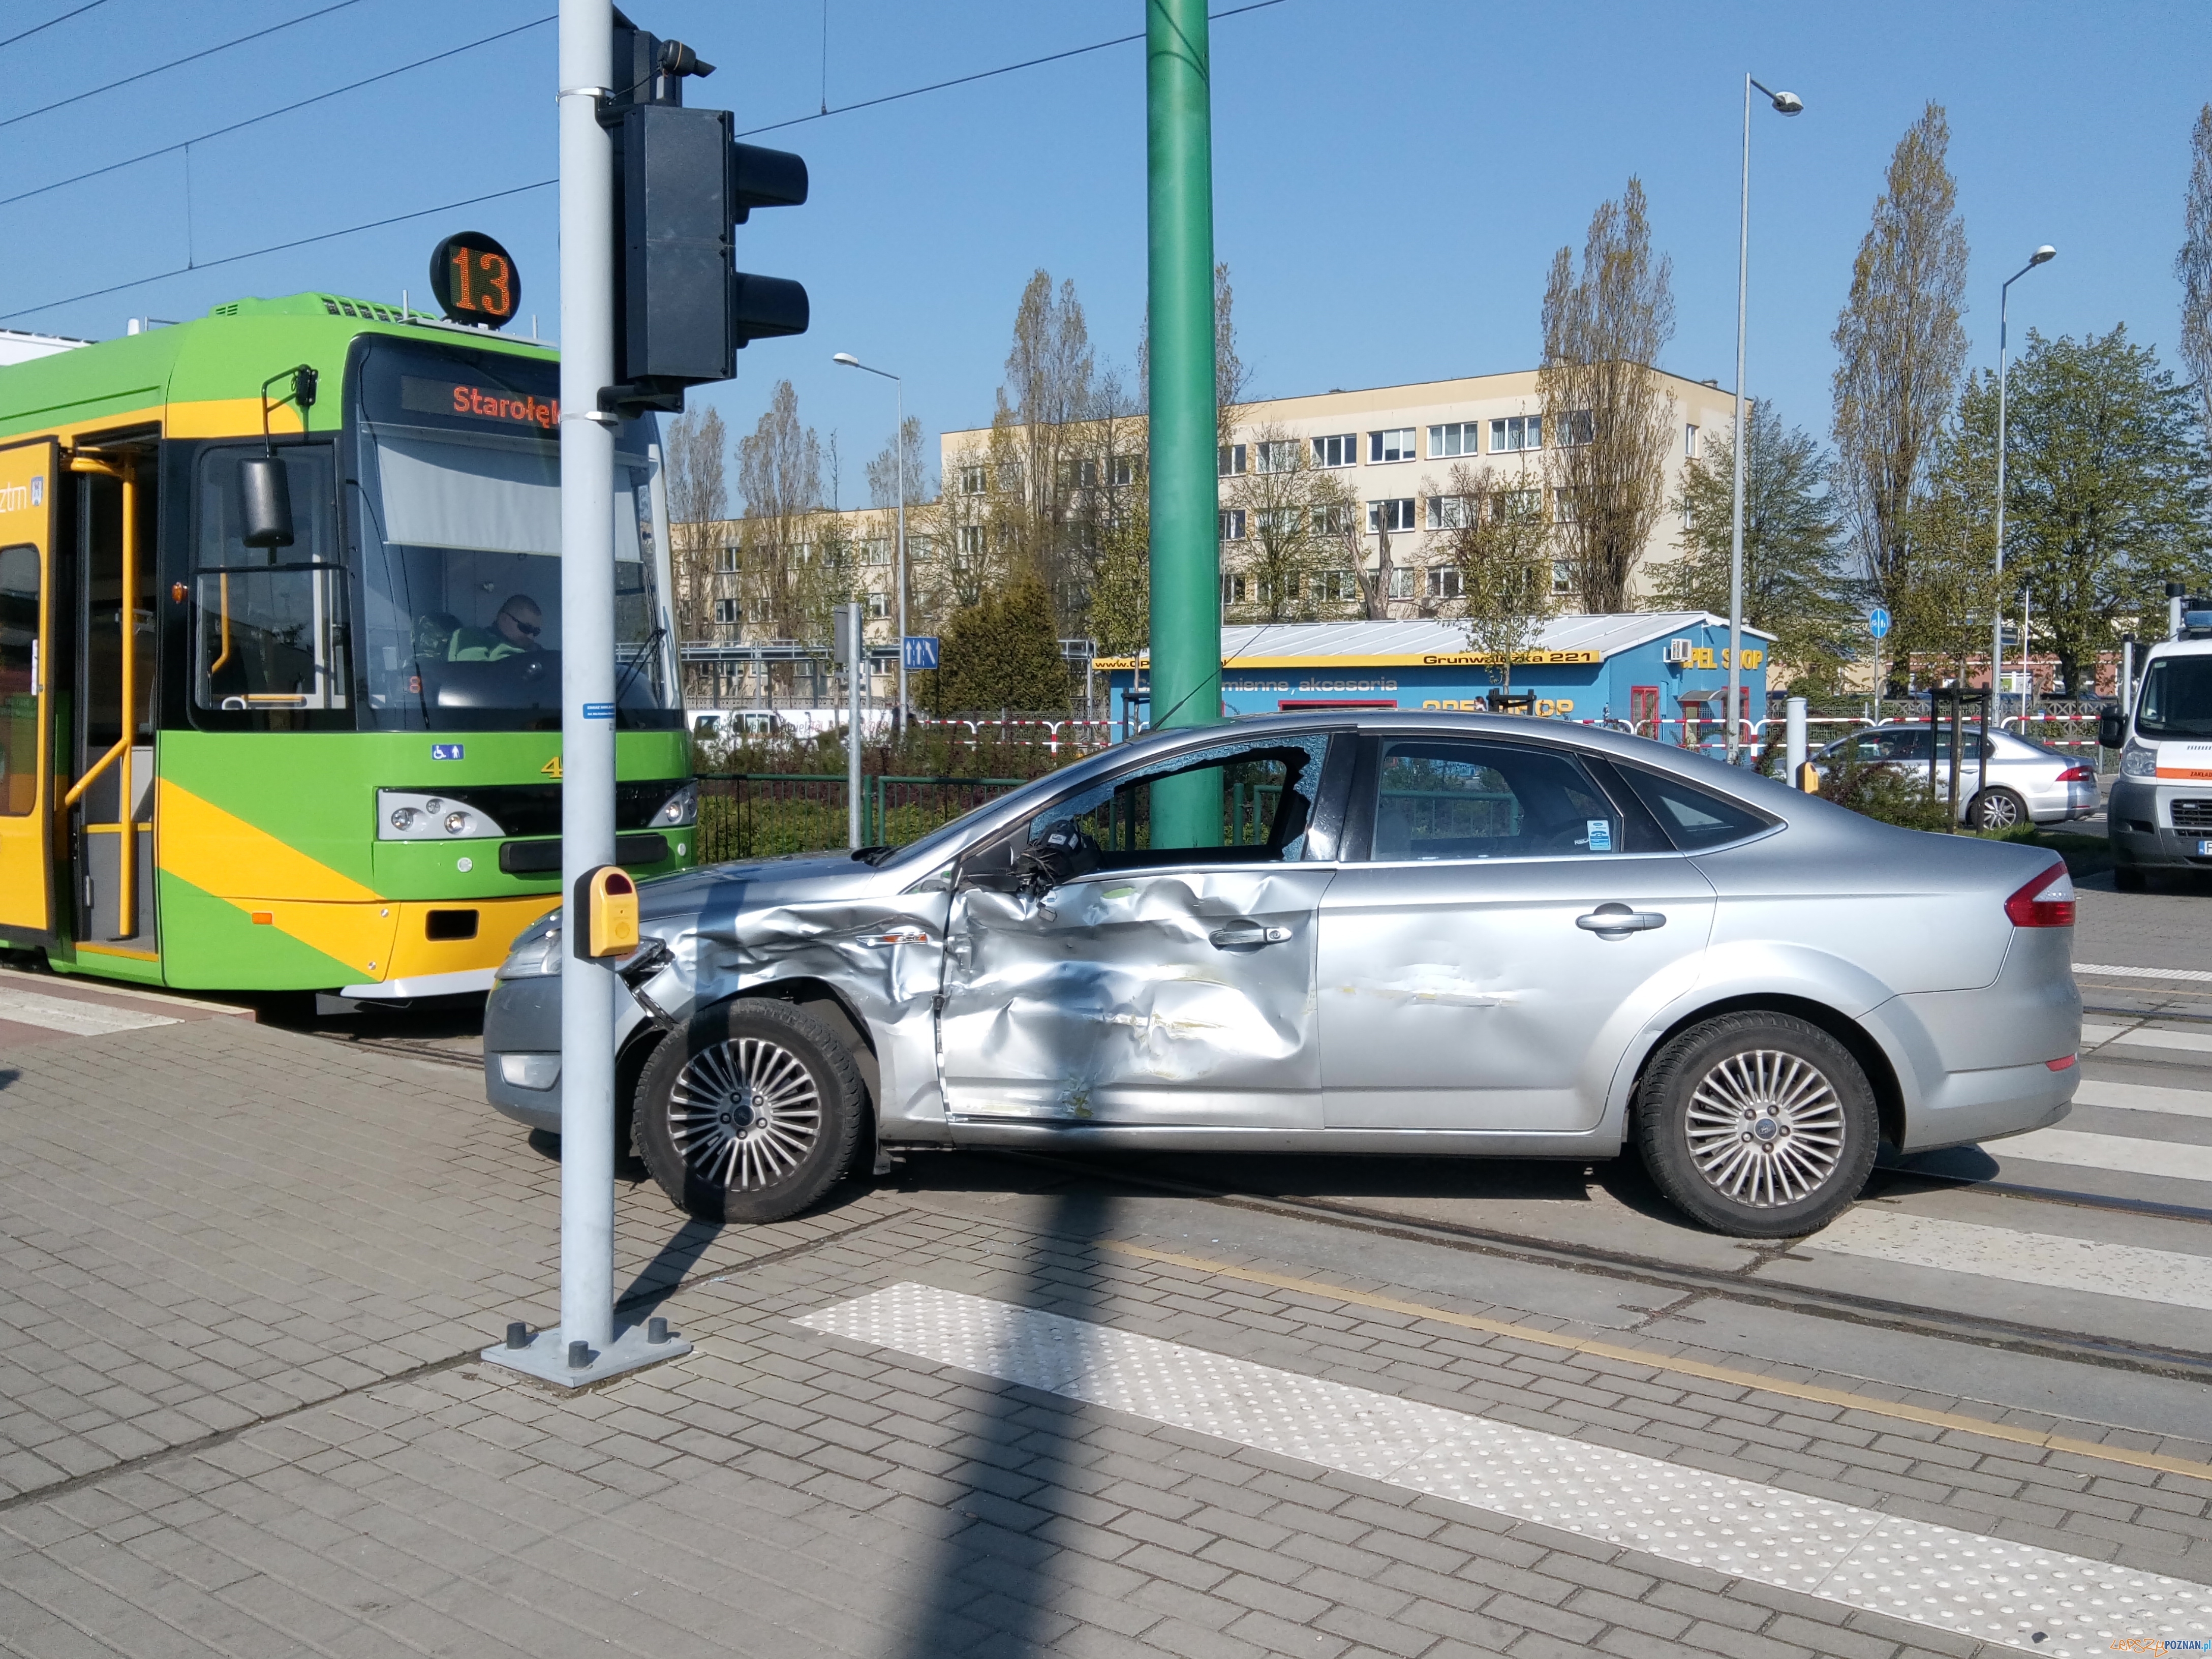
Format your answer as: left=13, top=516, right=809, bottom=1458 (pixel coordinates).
left=348, top=340, right=680, bottom=731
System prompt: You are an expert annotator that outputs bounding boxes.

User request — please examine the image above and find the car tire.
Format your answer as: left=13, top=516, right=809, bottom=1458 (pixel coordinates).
left=635, top=997, right=865, bottom=1224
left=1968, top=787, right=2029, bottom=831
left=2114, top=865, right=2148, bottom=892
left=1636, top=1011, right=1879, bottom=1239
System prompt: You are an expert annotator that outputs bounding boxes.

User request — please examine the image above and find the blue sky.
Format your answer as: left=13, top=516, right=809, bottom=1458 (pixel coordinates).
left=5, top=1, right=2207, bottom=504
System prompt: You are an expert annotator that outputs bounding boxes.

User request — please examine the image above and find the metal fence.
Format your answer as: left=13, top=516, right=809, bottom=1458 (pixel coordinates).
left=695, top=774, right=1031, bottom=862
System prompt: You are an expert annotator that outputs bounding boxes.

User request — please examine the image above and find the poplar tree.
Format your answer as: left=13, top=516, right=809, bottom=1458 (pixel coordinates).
left=661, top=406, right=728, bottom=647
left=1830, top=104, right=1971, bottom=619
left=1537, top=177, right=1677, bottom=613
left=2178, top=105, right=2212, bottom=444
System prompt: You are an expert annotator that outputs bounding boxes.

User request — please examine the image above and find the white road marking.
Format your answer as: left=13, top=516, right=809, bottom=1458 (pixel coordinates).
left=796, top=1282, right=2208, bottom=1658
left=2073, top=1079, right=2212, bottom=1120
left=2075, top=962, right=2212, bottom=983
left=1992, top=1127, right=2212, bottom=1185
left=2080, top=1022, right=2212, bottom=1057
left=0, top=988, right=177, bottom=1036
left=1808, top=1209, right=2212, bottom=1312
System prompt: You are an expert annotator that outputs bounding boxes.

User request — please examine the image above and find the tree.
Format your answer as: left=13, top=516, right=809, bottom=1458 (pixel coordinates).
left=661, top=406, right=727, bottom=647
left=1537, top=176, right=1677, bottom=613
left=929, top=572, right=1069, bottom=714
left=1222, top=424, right=1352, bottom=623
left=1971, top=327, right=2211, bottom=690
left=2179, top=105, right=2212, bottom=444
left=1831, top=103, right=1971, bottom=617
left=735, top=380, right=822, bottom=661
left=1658, top=402, right=1856, bottom=690
left=1434, top=462, right=1554, bottom=696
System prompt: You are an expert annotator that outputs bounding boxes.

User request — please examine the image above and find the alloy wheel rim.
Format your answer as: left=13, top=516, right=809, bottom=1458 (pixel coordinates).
left=667, top=1037, right=822, bottom=1191
left=1682, top=1048, right=1846, bottom=1209
left=1980, top=794, right=2020, bottom=828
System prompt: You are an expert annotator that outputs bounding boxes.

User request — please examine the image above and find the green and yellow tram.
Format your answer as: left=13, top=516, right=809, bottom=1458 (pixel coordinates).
left=0, top=288, right=694, bottom=998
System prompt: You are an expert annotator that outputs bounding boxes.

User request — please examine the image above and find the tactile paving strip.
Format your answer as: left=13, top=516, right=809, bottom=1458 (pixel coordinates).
left=794, top=1282, right=2212, bottom=1658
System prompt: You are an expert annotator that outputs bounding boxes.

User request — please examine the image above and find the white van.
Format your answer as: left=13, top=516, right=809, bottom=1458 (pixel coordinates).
left=2102, top=635, right=2212, bottom=888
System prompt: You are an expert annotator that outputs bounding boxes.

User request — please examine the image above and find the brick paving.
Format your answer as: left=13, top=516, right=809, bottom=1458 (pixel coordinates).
left=7, top=1022, right=2212, bottom=1659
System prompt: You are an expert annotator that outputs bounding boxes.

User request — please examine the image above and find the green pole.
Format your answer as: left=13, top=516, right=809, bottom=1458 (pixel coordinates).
left=1146, top=0, right=1221, bottom=847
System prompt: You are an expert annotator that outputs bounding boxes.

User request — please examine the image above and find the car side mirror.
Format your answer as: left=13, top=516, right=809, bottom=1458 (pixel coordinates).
left=2098, top=707, right=2126, bottom=749
left=237, top=454, right=294, bottom=548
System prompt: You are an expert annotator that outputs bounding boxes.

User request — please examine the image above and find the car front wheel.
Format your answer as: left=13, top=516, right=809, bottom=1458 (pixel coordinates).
left=1637, top=1011, right=1878, bottom=1238
left=636, top=998, right=865, bottom=1223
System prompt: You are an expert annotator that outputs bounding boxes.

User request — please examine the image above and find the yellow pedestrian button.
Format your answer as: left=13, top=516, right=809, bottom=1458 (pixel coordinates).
left=575, top=866, right=639, bottom=959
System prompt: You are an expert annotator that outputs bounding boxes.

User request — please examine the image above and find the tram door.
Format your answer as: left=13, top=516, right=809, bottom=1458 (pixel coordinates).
left=68, top=447, right=158, bottom=956
left=0, top=439, right=59, bottom=941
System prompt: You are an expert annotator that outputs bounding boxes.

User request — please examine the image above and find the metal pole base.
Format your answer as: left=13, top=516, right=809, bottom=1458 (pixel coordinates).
left=479, top=1319, right=693, bottom=1389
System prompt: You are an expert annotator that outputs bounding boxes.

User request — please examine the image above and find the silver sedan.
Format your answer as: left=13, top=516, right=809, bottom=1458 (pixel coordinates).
left=1814, top=722, right=2100, bottom=828
left=483, top=713, right=2081, bottom=1239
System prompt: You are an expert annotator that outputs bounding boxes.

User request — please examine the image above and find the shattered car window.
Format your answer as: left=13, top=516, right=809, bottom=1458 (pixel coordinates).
left=1032, top=734, right=1329, bottom=867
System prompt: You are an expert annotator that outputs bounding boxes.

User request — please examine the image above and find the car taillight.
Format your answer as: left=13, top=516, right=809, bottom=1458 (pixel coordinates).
left=2004, top=863, right=2075, bottom=928
left=2055, top=765, right=2094, bottom=782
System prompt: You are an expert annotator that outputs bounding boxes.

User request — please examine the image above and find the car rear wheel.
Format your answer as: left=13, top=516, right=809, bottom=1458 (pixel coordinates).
left=636, top=998, right=865, bottom=1223
left=1968, top=787, right=2029, bottom=831
left=1637, top=1011, right=1878, bottom=1238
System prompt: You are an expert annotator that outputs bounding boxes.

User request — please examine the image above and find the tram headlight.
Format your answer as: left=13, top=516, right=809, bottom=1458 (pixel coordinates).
left=444, top=811, right=472, bottom=836
left=650, top=780, right=698, bottom=828
left=390, top=808, right=419, bottom=832
left=377, top=789, right=507, bottom=840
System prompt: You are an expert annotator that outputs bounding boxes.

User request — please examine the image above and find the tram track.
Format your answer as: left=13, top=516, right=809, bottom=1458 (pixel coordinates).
left=982, top=1148, right=2212, bottom=1385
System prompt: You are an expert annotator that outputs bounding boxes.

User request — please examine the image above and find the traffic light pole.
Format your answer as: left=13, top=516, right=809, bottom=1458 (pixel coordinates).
left=484, top=0, right=689, bottom=1389
left=1145, top=0, right=1222, bottom=845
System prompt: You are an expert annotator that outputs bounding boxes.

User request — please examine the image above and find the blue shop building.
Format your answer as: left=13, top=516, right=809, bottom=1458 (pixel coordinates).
left=1100, top=613, right=1772, bottom=744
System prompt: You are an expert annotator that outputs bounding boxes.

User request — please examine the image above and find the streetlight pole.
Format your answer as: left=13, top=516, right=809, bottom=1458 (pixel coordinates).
left=833, top=353, right=907, bottom=723
left=1726, top=73, right=1802, bottom=763
left=1992, top=245, right=2056, bottom=728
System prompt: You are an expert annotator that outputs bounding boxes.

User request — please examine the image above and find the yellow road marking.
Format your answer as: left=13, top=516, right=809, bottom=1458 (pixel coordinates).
left=1100, top=1240, right=2212, bottom=1486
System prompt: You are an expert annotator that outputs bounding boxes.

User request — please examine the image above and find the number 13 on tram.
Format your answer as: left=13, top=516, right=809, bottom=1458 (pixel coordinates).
left=0, top=276, right=695, bottom=999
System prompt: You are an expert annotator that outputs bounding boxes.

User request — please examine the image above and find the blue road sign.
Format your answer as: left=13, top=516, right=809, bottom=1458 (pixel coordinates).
left=1867, top=606, right=1891, bottom=639
left=903, top=635, right=941, bottom=671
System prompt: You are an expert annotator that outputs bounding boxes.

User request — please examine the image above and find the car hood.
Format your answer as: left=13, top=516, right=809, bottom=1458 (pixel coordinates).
left=637, top=850, right=880, bottom=925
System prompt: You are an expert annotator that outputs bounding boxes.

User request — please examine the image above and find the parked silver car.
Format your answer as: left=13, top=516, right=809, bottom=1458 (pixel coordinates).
left=1813, top=722, right=2099, bottom=829
left=484, top=713, right=2080, bottom=1238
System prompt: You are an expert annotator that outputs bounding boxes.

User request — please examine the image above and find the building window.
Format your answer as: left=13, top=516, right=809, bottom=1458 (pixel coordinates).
left=1490, top=415, right=1542, bottom=453
left=1551, top=560, right=1576, bottom=596
left=858, top=538, right=890, bottom=566
left=1218, top=443, right=1247, bottom=477
left=1254, top=506, right=1303, bottom=537
left=715, top=544, right=740, bottom=572
left=1428, top=422, right=1481, bottom=459
left=1253, top=440, right=1299, bottom=474
left=1494, top=488, right=1544, bottom=522
left=1219, top=508, right=1246, bottom=541
left=1387, top=567, right=1416, bottom=599
left=1368, top=428, right=1415, bottom=464
left=1684, top=423, right=1699, bottom=459
left=1317, top=570, right=1357, bottom=603
left=1257, top=573, right=1300, bottom=603
left=1063, top=458, right=1099, bottom=489
left=1426, top=566, right=1463, bottom=600
left=1221, top=573, right=1247, bottom=604
left=866, top=591, right=889, bottom=620
left=712, top=597, right=740, bottom=625
left=959, top=465, right=987, bottom=496
left=1311, top=502, right=1352, bottom=536
left=1311, top=433, right=1357, bottom=468
left=958, top=525, right=984, bottom=558
left=1367, top=498, right=1415, bottom=533
left=1557, top=410, right=1595, bottom=447
left=1110, top=454, right=1138, bottom=487
left=1553, top=486, right=1586, bottom=525
left=1426, top=495, right=1470, bottom=531
left=907, top=534, right=934, bottom=563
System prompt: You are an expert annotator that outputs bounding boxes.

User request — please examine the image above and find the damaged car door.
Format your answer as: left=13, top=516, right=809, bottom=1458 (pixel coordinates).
left=939, top=732, right=1344, bottom=1135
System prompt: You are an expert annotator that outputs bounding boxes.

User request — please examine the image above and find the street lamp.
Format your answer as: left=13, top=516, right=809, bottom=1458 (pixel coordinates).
left=1992, top=246, right=2056, bottom=728
left=1725, top=75, right=1802, bottom=763
left=833, top=351, right=909, bottom=725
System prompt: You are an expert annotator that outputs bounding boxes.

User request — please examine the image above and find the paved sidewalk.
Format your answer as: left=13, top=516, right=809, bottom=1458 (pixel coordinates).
left=0, top=1015, right=900, bottom=1506
left=8, top=1181, right=2210, bottom=1658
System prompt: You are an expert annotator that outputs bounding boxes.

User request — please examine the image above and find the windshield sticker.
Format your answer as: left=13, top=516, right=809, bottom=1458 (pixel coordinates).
left=1586, top=818, right=1613, bottom=852
left=402, top=375, right=558, bottom=431
left=432, top=744, right=464, bottom=760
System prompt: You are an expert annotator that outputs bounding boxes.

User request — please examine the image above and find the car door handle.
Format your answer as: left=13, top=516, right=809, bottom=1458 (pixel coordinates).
left=1209, top=921, right=1293, bottom=948
left=1577, top=903, right=1666, bottom=935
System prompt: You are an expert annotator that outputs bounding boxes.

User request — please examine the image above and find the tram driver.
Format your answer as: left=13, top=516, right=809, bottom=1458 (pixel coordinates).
left=445, top=594, right=545, bottom=661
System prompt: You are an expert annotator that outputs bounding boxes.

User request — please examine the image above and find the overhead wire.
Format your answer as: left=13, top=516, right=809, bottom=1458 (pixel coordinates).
left=0, top=0, right=111, bottom=54
left=0, top=14, right=556, bottom=209
left=0, top=0, right=365, bottom=132
left=9, top=0, right=1292, bottom=324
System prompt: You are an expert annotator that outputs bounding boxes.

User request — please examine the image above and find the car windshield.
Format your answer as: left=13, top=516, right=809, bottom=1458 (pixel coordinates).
left=2136, top=656, right=2212, bottom=740
left=347, top=340, right=679, bottom=731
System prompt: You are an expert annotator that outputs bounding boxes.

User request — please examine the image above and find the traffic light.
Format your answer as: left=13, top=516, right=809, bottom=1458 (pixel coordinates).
left=605, top=12, right=809, bottom=413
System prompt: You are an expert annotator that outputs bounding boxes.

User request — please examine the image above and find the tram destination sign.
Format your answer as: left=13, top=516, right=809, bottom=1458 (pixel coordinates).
left=430, top=230, right=520, bottom=329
